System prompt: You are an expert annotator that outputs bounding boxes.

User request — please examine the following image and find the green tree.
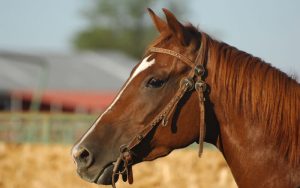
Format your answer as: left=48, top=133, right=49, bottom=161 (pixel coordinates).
left=73, top=0, right=185, bottom=58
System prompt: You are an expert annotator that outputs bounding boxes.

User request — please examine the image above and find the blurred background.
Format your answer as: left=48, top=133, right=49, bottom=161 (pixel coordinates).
left=0, top=0, right=299, bottom=188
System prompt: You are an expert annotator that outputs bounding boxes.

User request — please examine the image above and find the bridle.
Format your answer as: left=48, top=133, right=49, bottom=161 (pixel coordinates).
left=112, top=33, right=208, bottom=188
left=111, top=33, right=209, bottom=188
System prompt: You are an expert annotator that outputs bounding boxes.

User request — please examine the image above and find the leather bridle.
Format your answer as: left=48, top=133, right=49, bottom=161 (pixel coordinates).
left=111, top=33, right=209, bottom=188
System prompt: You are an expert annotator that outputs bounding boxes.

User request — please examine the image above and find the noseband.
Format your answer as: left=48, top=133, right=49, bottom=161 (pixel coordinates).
left=112, top=33, right=209, bottom=188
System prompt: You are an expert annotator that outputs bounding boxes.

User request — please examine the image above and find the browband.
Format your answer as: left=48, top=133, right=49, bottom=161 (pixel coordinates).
left=148, top=47, right=194, bottom=68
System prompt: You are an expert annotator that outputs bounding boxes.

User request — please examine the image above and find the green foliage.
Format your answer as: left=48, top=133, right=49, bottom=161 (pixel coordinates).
left=74, top=26, right=156, bottom=58
left=73, top=0, right=185, bottom=58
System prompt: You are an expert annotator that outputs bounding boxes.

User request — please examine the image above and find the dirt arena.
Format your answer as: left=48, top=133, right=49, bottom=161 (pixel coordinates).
left=0, top=143, right=237, bottom=188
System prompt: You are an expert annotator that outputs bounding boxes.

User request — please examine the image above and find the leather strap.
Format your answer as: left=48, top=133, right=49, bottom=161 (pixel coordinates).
left=194, top=33, right=208, bottom=156
left=111, top=81, right=191, bottom=188
left=148, top=47, right=194, bottom=68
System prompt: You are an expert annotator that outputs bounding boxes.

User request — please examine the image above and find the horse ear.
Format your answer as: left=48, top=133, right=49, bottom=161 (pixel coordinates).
left=162, top=8, right=190, bottom=46
left=147, top=8, right=167, bottom=33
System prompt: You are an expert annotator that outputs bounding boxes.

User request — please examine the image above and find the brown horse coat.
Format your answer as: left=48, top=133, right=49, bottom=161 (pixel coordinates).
left=72, top=8, right=300, bottom=188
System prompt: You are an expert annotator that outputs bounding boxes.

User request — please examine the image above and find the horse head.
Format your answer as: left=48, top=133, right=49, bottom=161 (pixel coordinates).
left=71, top=8, right=215, bottom=186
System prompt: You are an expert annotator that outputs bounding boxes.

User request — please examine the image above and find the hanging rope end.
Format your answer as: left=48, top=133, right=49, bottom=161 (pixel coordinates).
left=198, top=143, right=204, bottom=158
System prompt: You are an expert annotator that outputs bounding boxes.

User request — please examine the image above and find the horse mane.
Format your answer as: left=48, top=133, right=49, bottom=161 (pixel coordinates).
left=150, top=23, right=299, bottom=166
left=207, top=35, right=300, bottom=166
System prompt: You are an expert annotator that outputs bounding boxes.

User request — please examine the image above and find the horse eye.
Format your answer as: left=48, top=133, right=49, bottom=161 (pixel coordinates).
left=146, top=77, right=165, bottom=88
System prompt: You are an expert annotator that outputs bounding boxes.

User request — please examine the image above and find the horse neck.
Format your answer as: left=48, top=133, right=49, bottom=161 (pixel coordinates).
left=203, top=39, right=300, bottom=188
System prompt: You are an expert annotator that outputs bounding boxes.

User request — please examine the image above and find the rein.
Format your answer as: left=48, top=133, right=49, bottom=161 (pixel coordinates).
left=112, top=33, right=209, bottom=188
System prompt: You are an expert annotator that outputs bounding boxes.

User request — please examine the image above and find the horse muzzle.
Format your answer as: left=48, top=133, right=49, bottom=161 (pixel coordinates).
left=71, top=145, right=118, bottom=185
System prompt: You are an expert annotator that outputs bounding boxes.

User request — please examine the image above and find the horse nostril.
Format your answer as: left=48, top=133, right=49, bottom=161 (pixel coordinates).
left=73, top=146, right=93, bottom=168
left=79, top=149, right=89, bottom=160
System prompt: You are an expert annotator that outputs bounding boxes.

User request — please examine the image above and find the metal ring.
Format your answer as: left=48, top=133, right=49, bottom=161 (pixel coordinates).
left=194, top=65, right=205, bottom=77
left=180, top=78, right=194, bottom=91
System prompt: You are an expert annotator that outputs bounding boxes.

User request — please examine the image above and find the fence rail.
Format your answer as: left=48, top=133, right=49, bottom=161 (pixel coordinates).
left=0, top=112, right=97, bottom=144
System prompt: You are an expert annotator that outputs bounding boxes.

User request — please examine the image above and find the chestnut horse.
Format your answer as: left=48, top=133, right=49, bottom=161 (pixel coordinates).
left=72, top=8, right=300, bottom=188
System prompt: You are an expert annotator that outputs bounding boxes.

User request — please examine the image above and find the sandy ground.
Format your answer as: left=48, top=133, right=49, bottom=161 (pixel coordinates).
left=0, top=143, right=237, bottom=188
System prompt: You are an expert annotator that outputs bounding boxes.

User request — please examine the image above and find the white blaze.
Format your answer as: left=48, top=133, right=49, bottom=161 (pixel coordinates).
left=76, top=55, right=155, bottom=144
left=104, top=55, right=155, bottom=111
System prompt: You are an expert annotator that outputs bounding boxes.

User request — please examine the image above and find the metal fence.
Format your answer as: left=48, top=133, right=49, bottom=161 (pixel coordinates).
left=0, top=113, right=97, bottom=144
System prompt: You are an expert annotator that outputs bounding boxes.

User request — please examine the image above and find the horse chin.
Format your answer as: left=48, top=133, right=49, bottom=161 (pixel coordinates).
left=95, top=163, right=118, bottom=185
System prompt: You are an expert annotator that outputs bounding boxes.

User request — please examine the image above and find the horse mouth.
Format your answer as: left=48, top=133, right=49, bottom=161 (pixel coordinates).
left=94, top=162, right=118, bottom=185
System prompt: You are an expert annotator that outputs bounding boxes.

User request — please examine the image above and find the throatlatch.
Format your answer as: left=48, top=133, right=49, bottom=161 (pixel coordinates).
left=111, top=33, right=208, bottom=188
